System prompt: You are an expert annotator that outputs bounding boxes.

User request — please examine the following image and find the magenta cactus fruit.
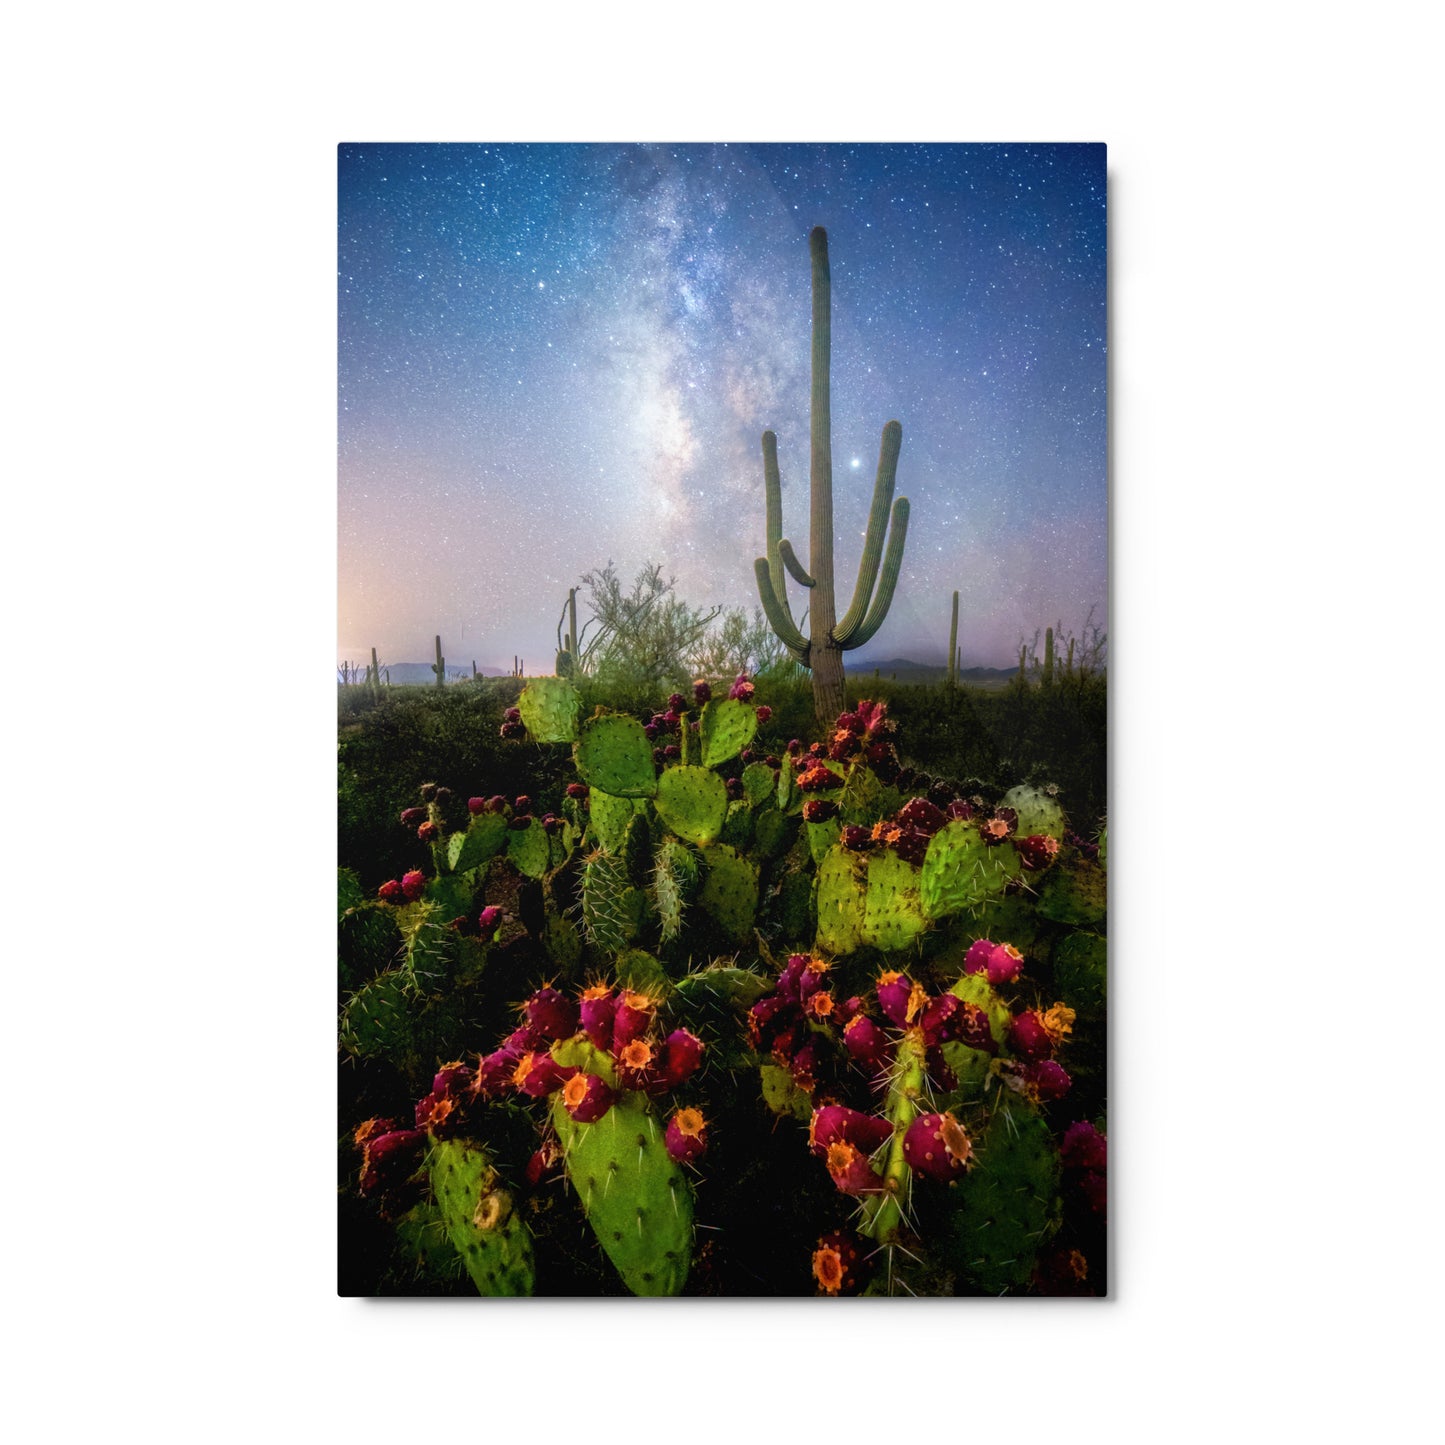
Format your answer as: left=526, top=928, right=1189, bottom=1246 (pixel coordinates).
left=902, top=1111, right=973, bottom=1183
left=611, top=990, right=657, bottom=1049
left=377, top=878, right=402, bottom=903
left=1008, top=1009, right=1055, bottom=1062
left=513, top=795, right=531, bottom=813
left=692, top=679, right=712, bottom=705
left=920, top=991, right=962, bottom=1046
left=812, top=1230, right=865, bottom=1295
left=895, top=796, right=948, bottom=837
left=980, top=808, right=1017, bottom=845
left=945, top=799, right=974, bottom=821
left=503, top=707, right=522, bottom=724
left=662, top=1028, right=705, bottom=1087
left=1060, top=1120, right=1108, bottom=1172
left=560, top=1070, right=615, bottom=1124
left=756, top=705, right=773, bottom=723
left=1015, top=833, right=1061, bottom=870
left=467, top=796, right=486, bottom=815
left=809, top=1104, right=893, bottom=1159
left=615, top=1037, right=659, bottom=1091
left=431, top=1060, right=473, bottom=1096
left=476, top=1046, right=523, bottom=1097
left=843, top=1013, right=889, bottom=1070
left=802, top=797, right=838, bottom=823
left=956, top=1001, right=997, bottom=1053
left=876, top=970, right=926, bottom=1028
left=729, top=673, right=754, bottom=701
left=512, top=1051, right=575, bottom=1099
left=417, top=820, right=439, bottom=843
left=987, top=942, right=1025, bottom=985
left=962, top=938, right=995, bottom=975
left=400, top=806, right=426, bottom=826
left=1079, top=1170, right=1107, bottom=1213
left=665, top=1107, right=708, bottom=1164
left=357, top=1127, right=426, bottom=1196
left=579, top=984, right=617, bottom=1051
left=507, top=814, right=532, bottom=831
left=796, top=761, right=844, bottom=791
left=668, top=692, right=688, bottom=711
left=525, top=1137, right=562, bottom=1185
left=565, top=782, right=588, bottom=801
left=840, top=824, right=874, bottom=851
left=525, top=986, right=579, bottom=1041
left=823, top=1139, right=885, bottom=1195
left=1023, top=1058, right=1072, bottom=1101
left=478, top=905, right=503, bottom=932
left=400, top=869, right=426, bottom=902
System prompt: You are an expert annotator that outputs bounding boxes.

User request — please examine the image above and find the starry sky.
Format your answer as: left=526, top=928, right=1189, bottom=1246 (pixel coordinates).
left=338, top=143, right=1106, bottom=674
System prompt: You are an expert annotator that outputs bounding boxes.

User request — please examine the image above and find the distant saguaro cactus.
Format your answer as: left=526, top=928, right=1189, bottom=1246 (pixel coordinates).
left=432, top=636, right=446, bottom=688
left=947, top=591, right=959, bottom=688
left=1043, top=627, right=1055, bottom=688
left=754, top=227, right=910, bottom=725
left=556, top=587, right=580, bottom=676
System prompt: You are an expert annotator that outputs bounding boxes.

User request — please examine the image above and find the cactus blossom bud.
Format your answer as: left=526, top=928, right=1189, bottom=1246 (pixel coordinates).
left=477, top=905, right=502, bottom=933
left=823, top=1139, right=885, bottom=1195
left=417, top=820, right=438, bottom=843
left=665, top=1107, right=708, bottom=1163
left=377, top=878, right=403, bottom=903
left=1008, top=1009, right=1054, bottom=1062
left=400, top=869, right=426, bottom=902
left=902, top=1111, right=973, bottom=1182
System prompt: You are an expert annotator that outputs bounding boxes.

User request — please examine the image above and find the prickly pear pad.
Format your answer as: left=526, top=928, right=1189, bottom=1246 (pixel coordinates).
left=582, top=850, right=644, bottom=953
left=588, top=788, right=645, bottom=853
left=698, top=697, right=757, bottom=767
left=507, top=819, right=551, bottom=879
left=776, top=753, right=798, bottom=813
left=815, top=845, right=864, bottom=955
left=428, top=1139, right=536, bottom=1296
left=574, top=714, right=658, bottom=798
left=654, top=764, right=728, bottom=845
left=447, top=810, right=508, bottom=872
left=517, top=677, right=582, bottom=743
left=740, top=761, right=775, bottom=808
left=920, top=820, right=1020, bottom=921
left=862, top=850, right=927, bottom=951
left=950, top=971, right=1012, bottom=1047
left=549, top=1039, right=693, bottom=1296
left=696, top=843, right=759, bottom=942
left=806, top=816, right=842, bottom=864
left=1034, top=855, right=1107, bottom=926
left=999, top=783, right=1066, bottom=840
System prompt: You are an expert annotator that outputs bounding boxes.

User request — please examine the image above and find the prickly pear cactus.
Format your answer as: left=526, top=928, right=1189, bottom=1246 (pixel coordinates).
left=815, top=846, right=863, bottom=955
left=574, top=714, right=657, bottom=797
left=653, top=835, right=700, bottom=944
left=517, top=676, right=581, bottom=742
left=654, top=764, right=728, bottom=845
left=696, top=843, right=759, bottom=942
left=507, top=819, right=551, bottom=879
left=999, top=783, right=1066, bottom=839
left=588, top=788, right=644, bottom=853
left=698, top=697, right=758, bottom=767
left=428, top=1138, right=536, bottom=1296
left=861, top=850, right=926, bottom=951
left=581, top=850, right=645, bottom=953
left=447, top=811, right=508, bottom=872
left=920, top=820, right=1020, bottom=921
left=550, top=1040, right=693, bottom=1295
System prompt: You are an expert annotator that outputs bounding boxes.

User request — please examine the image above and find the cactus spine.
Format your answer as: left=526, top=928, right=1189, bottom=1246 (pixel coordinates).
left=432, top=635, right=445, bottom=688
left=754, top=227, right=910, bottom=725
left=947, top=591, right=959, bottom=688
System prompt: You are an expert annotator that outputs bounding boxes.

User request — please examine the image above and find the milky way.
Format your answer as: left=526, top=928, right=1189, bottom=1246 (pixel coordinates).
left=338, top=142, right=1105, bottom=674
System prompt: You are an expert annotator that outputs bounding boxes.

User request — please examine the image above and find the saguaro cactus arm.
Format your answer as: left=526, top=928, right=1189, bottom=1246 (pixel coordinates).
left=834, top=420, right=905, bottom=646
left=838, top=497, right=909, bottom=650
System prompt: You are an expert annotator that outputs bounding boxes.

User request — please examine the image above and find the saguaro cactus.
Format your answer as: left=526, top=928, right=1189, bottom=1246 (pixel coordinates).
left=556, top=587, right=579, bottom=677
left=754, top=227, right=910, bottom=725
left=432, top=635, right=446, bottom=688
left=947, top=591, right=959, bottom=688
left=1043, top=627, right=1055, bottom=688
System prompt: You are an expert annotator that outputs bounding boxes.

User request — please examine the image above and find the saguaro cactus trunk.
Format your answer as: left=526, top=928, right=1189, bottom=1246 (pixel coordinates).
left=433, top=635, right=445, bottom=688
left=947, top=591, right=959, bottom=688
left=754, top=228, right=910, bottom=726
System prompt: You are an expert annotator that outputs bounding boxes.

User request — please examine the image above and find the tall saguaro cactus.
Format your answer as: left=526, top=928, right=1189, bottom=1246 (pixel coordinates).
left=947, top=591, right=959, bottom=688
left=754, top=227, right=910, bottom=725
left=432, top=635, right=445, bottom=689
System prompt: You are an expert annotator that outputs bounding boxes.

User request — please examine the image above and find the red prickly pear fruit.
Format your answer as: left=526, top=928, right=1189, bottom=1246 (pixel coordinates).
left=513, top=795, right=531, bottom=813
left=525, top=1138, right=562, bottom=1185
left=668, top=692, right=688, bottom=711
left=1015, top=833, right=1061, bottom=871
left=808, top=1105, right=893, bottom=1159
left=802, top=797, right=838, bottom=823
left=902, top=1111, right=973, bottom=1182
left=661, top=709, right=682, bottom=727
left=920, top=991, right=962, bottom=1046
left=579, top=984, right=616, bottom=1050
left=419, top=783, right=439, bottom=802
left=400, top=806, right=427, bottom=826
left=662, top=744, right=681, bottom=760
left=777, top=953, right=810, bottom=1001
left=837, top=995, right=864, bottom=1025
left=400, top=870, right=426, bottom=902
left=962, top=939, right=995, bottom=975
left=797, top=956, right=831, bottom=1002
left=611, top=991, right=657, bottom=1049
left=512, top=1051, right=575, bottom=1099
left=417, top=820, right=439, bottom=843
left=614, top=1037, right=659, bottom=1090
left=843, top=1013, right=889, bottom=1070
left=755, top=705, right=772, bottom=723
left=352, top=1116, right=400, bottom=1150
left=747, top=993, right=790, bottom=1047
left=789, top=1039, right=820, bottom=1092
left=840, top=824, right=873, bottom=851
left=875, top=970, right=913, bottom=1027
left=433, top=787, right=453, bottom=805
left=665, top=1107, right=708, bottom=1163
left=823, top=1139, right=885, bottom=1195
left=946, top=799, right=974, bottom=821
left=507, top=814, right=533, bottom=831
left=1008, top=1009, right=1055, bottom=1062
left=414, top=1089, right=462, bottom=1134
left=1023, top=1058, right=1072, bottom=1100
left=467, top=796, right=486, bottom=815
left=358, top=1128, right=426, bottom=1196
left=812, top=1230, right=866, bottom=1295
left=503, top=708, right=522, bottom=724
left=805, top=990, right=836, bottom=1023
left=957, top=1001, right=997, bottom=1053
left=895, top=797, right=948, bottom=837
left=476, top=1046, right=524, bottom=1096
left=560, top=1070, right=615, bottom=1124
left=827, top=731, right=861, bottom=762
left=726, top=777, right=744, bottom=800
left=377, top=879, right=403, bottom=903
left=662, top=1028, right=705, bottom=1087
left=566, top=782, right=588, bottom=800
left=478, top=905, right=503, bottom=932
left=431, top=1061, right=472, bottom=1096
left=980, top=808, right=1017, bottom=845
left=505, top=1022, right=544, bottom=1053
left=486, top=795, right=508, bottom=813
left=525, top=986, right=579, bottom=1041
left=987, top=942, right=1025, bottom=985
left=1060, top=1120, right=1108, bottom=1172
left=729, top=674, right=754, bottom=701
left=786, top=738, right=802, bottom=755
left=692, top=679, right=712, bottom=705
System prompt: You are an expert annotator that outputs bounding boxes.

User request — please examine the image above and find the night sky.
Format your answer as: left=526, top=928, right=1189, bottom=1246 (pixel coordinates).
left=338, top=142, right=1106, bottom=674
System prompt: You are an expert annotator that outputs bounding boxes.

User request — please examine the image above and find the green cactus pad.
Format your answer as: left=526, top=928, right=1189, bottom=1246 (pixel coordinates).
left=815, top=845, right=864, bottom=956
left=861, top=849, right=927, bottom=952
left=574, top=714, right=657, bottom=798
left=582, top=851, right=644, bottom=953
left=753, top=806, right=797, bottom=861
left=696, top=844, right=759, bottom=942
left=1098, top=827, right=1108, bottom=870
left=543, top=909, right=584, bottom=975
left=671, top=965, right=771, bottom=1016
left=805, top=817, right=841, bottom=864
left=653, top=764, right=728, bottom=846
left=517, top=676, right=581, bottom=743
left=338, top=867, right=366, bottom=920
left=1052, top=930, right=1107, bottom=1010
left=777, top=867, right=817, bottom=942
left=428, top=1139, right=536, bottom=1296
left=447, top=811, right=508, bottom=872
left=549, top=1045, right=693, bottom=1296
left=507, top=820, right=551, bottom=879
left=759, top=1061, right=813, bottom=1121
left=950, top=971, right=1012, bottom=1046
left=939, top=1092, right=1060, bottom=1294
left=588, top=788, right=645, bottom=853
left=419, top=875, right=476, bottom=926
left=622, top=810, right=653, bottom=886
left=776, top=753, right=798, bottom=813
left=652, top=835, right=701, bottom=945
left=721, top=799, right=756, bottom=850
left=1034, top=855, right=1107, bottom=927
left=741, top=761, right=775, bottom=808
left=388, top=1199, right=465, bottom=1290
left=698, top=697, right=757, bottom=767
left=937, top=1042, right=998, bottom=1102
left=919, top=820, right=1021, bottom=921
left=614, top=948, right=675, bottom=998
left=839, top=763, right=885, bottom=825
left=338, top=902, right=401, bottom=990
left=1000, top=783, right=1067, bottom=839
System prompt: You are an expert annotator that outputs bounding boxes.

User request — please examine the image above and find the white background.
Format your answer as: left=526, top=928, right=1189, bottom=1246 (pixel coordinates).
left=6, top=3, right=1439, bottom=1439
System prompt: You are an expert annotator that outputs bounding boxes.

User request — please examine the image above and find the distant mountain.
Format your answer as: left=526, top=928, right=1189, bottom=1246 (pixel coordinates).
left=845, top=657, right=1019, bottom=688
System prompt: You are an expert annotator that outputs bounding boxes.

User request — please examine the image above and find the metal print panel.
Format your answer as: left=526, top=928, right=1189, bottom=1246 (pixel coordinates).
left=338, top=142, right=1107, bottom=1297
